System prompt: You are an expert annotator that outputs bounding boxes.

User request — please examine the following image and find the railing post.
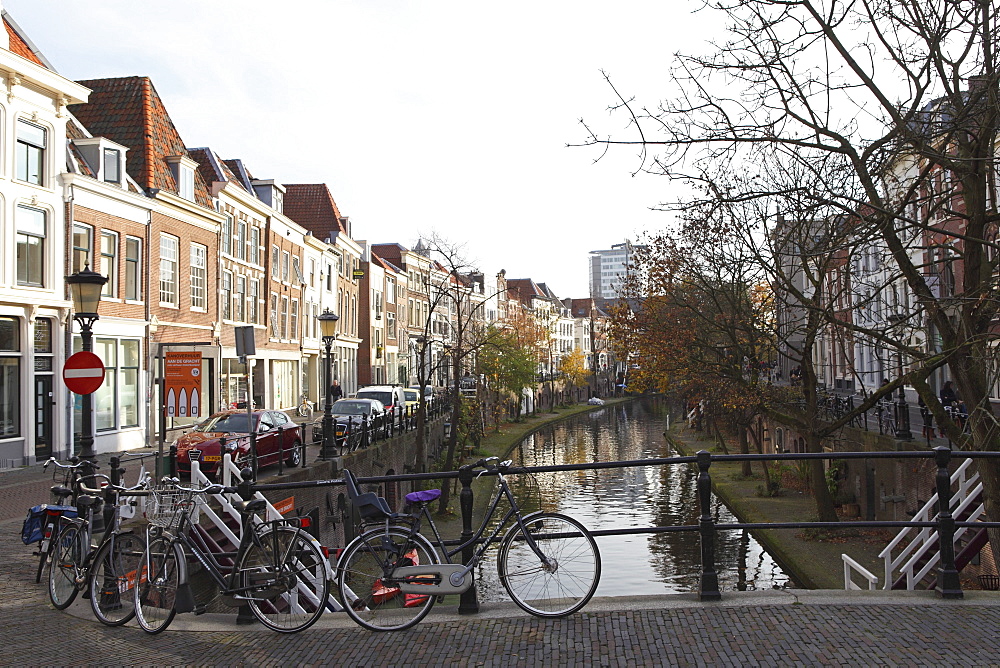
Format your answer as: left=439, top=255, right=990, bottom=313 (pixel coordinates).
left=458, top=467, right=479, bottom=614
left=934, top=446, right=963, bottom=599
left=697, top=450, right=721, bottom=601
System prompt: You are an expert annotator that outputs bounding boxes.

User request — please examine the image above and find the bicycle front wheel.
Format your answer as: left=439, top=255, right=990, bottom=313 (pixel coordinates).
left=240, top=527, right=330, bottom=633
left=498, top=512, right=601, bottom=617
left=337, top=528, right=439, bottom=632
left=134, top=536, right=180, bottom=634
left=48, top=523, right=83, bottom=610
left=89, top=532, right=144, bottom=626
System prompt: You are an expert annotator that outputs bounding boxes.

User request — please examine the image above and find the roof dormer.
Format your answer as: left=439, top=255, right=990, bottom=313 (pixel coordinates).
left=72, top=137, right=129, bottom=188
left=165, top=154, right=198, bottom=201
left=251, top=179, right=286, bottom=213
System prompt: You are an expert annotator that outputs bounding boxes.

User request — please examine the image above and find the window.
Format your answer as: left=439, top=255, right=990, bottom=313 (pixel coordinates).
left=103, top=148, right=121, bottom=184
left=387, top=277, right=396, bottom=303
left=249, top=227, right=260, bottom=264
left=222, top=215, right=233, bottom=255
left=249, top=279, right=259, bottom=324
left=72, top=223, right=93, bottom=274
left=272, top=246, right=280, bottom=276
left=178, top=165, right=194, bottom=200
left=79, top=337, right=141, bottom=432
left=125, top=237, right=142, bottom=301
left=235, top=276, right=246, bottom=322
left=281, top=252, right=290, bottom=283
left=280, top=296, right=289, bottom=338
left=0, top=317, right=21, bottom=438
left=221, top=271, right=232, bottom=320
left=190, top=243, right=207, bottom=309
left=270, top=294, right=279, bottom=336
left=291, top=299, right=299, bottom=339
left=293, top=256, right=303, bottom=284
left=16, top=119, right=46, bottom=185
left=101, top=231, right=118, bottom=297
left=236, top=220, right=247, bottom=261
left=326, top=263, right=333, bottom=291
left=310, top=259, right=316, bottom=287
left=16, top=206, right=46, bottom=287
left=159, top=234, right=178, bottom=306
left=387, top=311, right=396, bottom=339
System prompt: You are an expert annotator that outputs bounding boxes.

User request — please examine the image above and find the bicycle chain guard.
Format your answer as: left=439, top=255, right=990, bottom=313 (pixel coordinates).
left=394, top=564, right=471, bottom=595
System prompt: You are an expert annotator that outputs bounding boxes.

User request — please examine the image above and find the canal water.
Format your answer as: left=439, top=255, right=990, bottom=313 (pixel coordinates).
left=478, top=397, right=795, bottom=600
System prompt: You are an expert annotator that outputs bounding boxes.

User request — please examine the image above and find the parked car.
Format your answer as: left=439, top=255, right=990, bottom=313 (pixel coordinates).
left=402, top=388, right=420, bottom=410
left=409, top=385, right=435, bottom=410
left=355, top=385, right=407, bottom=414
left=329, top=398, right=386, bottom=442
left=174, top=409, right=302, bottom=478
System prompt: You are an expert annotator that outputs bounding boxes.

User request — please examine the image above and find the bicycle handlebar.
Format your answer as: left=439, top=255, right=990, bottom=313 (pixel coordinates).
left=459, top=456, right=513, bottom=472
left=44, top=456, right=99, bottom=471
left=157, top=477, right=236, bottom=496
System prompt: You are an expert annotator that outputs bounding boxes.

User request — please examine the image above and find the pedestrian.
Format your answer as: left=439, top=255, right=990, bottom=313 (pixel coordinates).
left=330, top=379, right=343, bottom=401
left=939, top=380, right=958, bottom=408
left=918, top=395, right=935, bottom=440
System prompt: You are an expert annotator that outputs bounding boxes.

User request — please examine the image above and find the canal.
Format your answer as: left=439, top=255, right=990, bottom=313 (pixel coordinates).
left=479, top=397, right=795, bottom=600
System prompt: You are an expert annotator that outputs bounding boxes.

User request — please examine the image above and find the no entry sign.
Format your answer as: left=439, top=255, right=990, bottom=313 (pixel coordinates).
left=63, top=351, right=106, bottom=394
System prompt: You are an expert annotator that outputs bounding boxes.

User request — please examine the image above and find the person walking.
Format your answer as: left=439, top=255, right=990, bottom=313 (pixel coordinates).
left=940, top=380, right=958, bottom=407
left=331, top=379, right=343, bottom=401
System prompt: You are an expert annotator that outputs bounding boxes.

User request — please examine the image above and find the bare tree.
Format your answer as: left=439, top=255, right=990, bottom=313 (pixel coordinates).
left=579, top=0, right=1000, bottom=555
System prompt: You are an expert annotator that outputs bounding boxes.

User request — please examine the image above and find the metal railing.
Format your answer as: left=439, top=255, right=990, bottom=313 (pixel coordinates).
left=244, top=445, right=1000, bottom=614
left=298, top=399, right=451, bottom=456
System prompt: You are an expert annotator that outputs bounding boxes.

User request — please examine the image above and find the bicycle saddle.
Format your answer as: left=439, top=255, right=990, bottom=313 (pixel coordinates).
left=404, top=489, right=441, bottom=504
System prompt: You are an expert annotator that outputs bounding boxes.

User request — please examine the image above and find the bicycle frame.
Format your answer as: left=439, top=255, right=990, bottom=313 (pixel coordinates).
left=149, top=510, right=318, bottom=609
left=384, top=469, right=552, bottom=593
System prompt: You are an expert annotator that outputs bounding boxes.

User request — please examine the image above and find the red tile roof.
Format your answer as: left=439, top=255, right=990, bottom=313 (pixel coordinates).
left=4, top=17, right=46, bottom=67
left=68, top=76, right=212, bottom=208
left=283, top=184, right=347, bottom=239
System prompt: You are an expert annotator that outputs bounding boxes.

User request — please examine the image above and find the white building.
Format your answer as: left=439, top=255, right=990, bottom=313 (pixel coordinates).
left=589, top=241, right=641, bottom=301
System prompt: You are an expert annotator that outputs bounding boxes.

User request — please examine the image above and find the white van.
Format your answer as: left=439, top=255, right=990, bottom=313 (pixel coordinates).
left=355, top=385, right=407, bottom=414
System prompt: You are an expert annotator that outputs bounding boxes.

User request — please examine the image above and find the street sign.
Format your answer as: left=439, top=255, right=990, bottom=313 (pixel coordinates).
left=165, top=352, right=202, bottom=418
left=63, top=351, right=105, bottom=394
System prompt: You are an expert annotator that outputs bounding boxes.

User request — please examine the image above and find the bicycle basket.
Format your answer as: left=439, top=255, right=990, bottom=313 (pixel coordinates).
left=147, top=487, right=195, bottom=529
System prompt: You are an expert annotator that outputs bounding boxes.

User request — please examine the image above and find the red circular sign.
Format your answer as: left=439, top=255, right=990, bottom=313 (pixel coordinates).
left=63, top=351, right=106, bottom=394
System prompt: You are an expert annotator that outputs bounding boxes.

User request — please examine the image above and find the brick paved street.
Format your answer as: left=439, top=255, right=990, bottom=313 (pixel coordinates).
left=5, top=505, right=1000, bottom=667
left=6, top=458, right=1000, bottom=666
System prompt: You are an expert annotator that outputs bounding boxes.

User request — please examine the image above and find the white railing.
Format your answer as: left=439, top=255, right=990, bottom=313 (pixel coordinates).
left=842, top=553, right=879, bottom=590
left=876, top=458, right=983, bottom=590
left=188, top=456, right=340, bottom=611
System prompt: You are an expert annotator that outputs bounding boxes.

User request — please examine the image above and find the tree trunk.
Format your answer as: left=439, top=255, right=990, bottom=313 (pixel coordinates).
left=738, top=425, right=752, bottom=478
left=806, top=433, right=838, bottom=522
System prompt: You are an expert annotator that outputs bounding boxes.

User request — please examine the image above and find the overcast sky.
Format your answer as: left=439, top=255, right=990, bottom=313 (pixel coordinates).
left=5, top=0, right=710, bottom=297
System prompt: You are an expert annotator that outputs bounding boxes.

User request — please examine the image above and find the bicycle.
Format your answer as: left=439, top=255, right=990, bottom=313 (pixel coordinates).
left=135, top=478, right=330, bottom=634
left=336, top=457, right=601, bottom=632
left=46, top=460, right=151, bottom=626
left=876, top=399, right=896, bottom=435
left=296, top=394, right=314, bottom=419
left=29, top=458, right=81, bottom=584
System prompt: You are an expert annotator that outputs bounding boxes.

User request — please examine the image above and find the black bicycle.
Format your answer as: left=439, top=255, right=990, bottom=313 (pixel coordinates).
left=46, top=460, right=151, bottom=626
left=336, top=457, right=601, bottom=632
left=135, top=478, right=330, bottom=634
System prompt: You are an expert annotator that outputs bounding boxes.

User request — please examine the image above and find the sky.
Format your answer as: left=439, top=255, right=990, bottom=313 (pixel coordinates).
left=5, top=0, right=712, bottom=297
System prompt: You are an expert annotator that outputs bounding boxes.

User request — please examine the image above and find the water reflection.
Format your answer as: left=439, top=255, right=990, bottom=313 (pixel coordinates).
left=479, top=397, right=794, bottom=600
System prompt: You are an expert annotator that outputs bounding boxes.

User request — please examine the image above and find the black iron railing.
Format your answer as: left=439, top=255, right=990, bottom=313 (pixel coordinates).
left=248, top=447, right=1000, bottom=613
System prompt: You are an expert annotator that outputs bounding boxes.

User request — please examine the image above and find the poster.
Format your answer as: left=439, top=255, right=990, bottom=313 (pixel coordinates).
left=165, top=352, right=202, bottom=418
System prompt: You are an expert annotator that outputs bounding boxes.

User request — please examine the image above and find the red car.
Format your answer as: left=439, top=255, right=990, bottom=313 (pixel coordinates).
left=174, top=409, right=302, bottom=478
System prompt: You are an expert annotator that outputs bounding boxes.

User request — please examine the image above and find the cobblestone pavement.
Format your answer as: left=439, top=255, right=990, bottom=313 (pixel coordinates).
left=6, top=458, right=1000, bottom=666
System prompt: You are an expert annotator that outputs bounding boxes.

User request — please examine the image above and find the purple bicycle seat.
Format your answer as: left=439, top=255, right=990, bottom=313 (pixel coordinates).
left=405, top=489, right=441, bottom=503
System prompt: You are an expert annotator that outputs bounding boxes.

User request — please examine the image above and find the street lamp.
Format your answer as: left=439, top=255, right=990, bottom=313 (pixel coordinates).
left=66, top=266, right=108, bottom=465
left=318, top=309, right=340, bottom=460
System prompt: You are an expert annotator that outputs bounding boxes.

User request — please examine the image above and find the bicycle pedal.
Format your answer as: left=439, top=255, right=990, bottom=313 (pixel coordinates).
left=193, top=604, right=207, bottom=616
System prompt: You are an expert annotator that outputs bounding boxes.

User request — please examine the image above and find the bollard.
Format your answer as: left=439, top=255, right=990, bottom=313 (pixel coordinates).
left=697, top=450, right=721, bottom=601
left=458, top=467, right=479, bottom=614
left=934, top=446, right=963, bottom=599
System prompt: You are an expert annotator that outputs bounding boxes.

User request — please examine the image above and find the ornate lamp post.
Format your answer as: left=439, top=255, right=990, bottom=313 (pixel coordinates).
left=66, top=266, right=108, bottom=465
left=318, top=309, right=340, bottom=460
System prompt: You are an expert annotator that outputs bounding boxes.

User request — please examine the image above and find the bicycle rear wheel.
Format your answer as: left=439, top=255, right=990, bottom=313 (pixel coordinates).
left=240, top=527, right=330, bottom=633
left=498, top=512, right=601, bottom=617
left=134, top=536, right=180, bottom=634
left=48, top=523, right=83, bottom=609
left=89, top=532, right=143, bottom=626
left=337, top=528, right=439, bottom=632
